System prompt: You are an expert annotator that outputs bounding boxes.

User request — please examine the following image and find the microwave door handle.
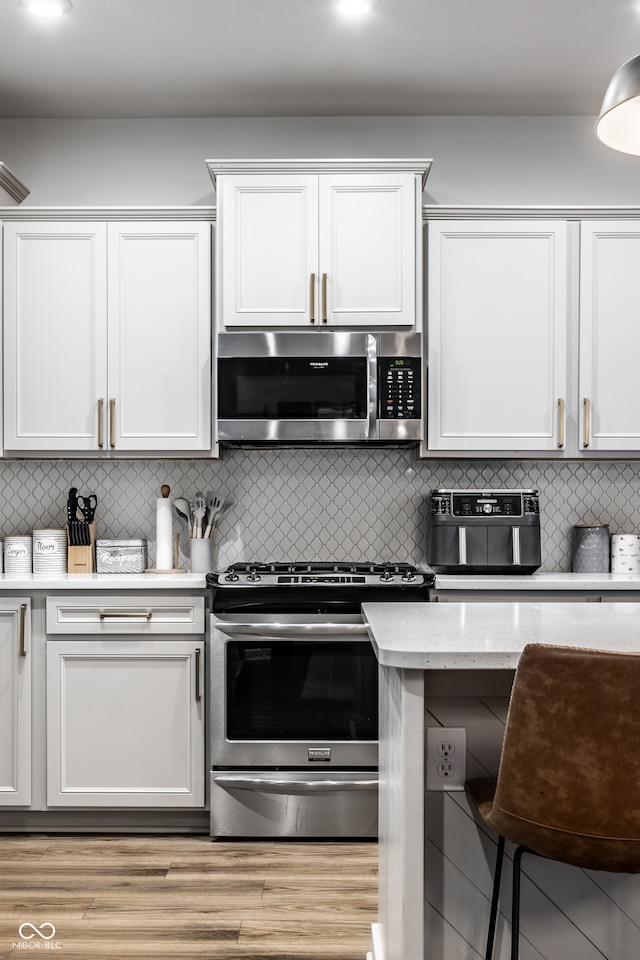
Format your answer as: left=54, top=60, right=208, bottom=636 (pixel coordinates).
left=213, top=775, right=378, bottom=794
left=212, top=622, right=370, bottom=638
left=367, top=334, right=377, bottom=439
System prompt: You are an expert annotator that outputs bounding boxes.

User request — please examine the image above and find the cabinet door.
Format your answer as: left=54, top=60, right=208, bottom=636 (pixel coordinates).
left=218, top=175, right=319, bottom=326
left=3, top=222, right=108, bottom=451
left=319, top=174, right=417, bottom=326
left=107, top=223, right=211, bottom=451
left=46, top=639, right=205, bottom=807
left=579, top=221, right=640, bottom=451
left=0, top=601, right=30, bottom=806
left=428, top=220, right=568, bottom=451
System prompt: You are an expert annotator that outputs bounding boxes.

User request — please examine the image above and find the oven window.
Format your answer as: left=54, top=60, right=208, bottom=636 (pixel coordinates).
left=226, top=640, right=378, bottom=740
left=218, top=357, right=368, bottom=420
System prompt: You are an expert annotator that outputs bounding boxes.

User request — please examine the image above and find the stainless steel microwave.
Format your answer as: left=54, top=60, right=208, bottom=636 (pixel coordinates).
left=217, top=331, right=422, bottom=443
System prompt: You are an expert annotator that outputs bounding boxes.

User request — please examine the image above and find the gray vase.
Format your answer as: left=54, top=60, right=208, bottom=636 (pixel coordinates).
left=571, top=524, right=610, bottom=573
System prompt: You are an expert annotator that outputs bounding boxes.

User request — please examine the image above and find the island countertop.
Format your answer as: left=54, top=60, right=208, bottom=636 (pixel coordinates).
left=362, top=600, right=640, bottom=670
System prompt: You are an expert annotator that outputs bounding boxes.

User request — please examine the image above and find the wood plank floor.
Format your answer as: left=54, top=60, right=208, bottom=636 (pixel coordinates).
left=0, top=836, right=377, bottom=960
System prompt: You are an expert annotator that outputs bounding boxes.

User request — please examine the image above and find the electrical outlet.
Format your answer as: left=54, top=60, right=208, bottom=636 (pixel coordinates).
left=426, top=727, right=466, bottom=791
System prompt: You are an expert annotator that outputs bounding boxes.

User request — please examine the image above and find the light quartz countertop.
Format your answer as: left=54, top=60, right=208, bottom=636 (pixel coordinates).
left=362, top=600, right=640, bottom=670
left=0, top=572, right=207, bottom=590
left=433, top=572, right=640, bottom=590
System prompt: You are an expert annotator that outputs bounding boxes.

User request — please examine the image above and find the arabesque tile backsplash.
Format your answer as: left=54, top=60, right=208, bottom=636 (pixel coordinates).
left=0, top=450, right=638, bottom=571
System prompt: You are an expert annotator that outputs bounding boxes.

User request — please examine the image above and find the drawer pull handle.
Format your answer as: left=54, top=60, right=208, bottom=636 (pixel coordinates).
left=99, top=611, right=153, bottom=620
left=195, top=647, right=202, bottom=702
left=19, top=603, right=27, bottom=657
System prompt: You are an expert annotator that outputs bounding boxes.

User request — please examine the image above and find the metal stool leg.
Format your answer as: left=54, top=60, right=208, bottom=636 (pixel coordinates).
left=511, top=846, right=527, bottom=960
left=485, top=834, right=506, bottom=960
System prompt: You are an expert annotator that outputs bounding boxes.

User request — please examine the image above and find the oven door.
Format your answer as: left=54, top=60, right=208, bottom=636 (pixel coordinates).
left=210, top=613, right=378, bottom=768
left=216, top=332, right=377, bottom=442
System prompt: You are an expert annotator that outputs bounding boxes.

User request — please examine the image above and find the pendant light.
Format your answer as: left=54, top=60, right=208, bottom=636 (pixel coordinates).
left=596, top=54, right=640, bottom=155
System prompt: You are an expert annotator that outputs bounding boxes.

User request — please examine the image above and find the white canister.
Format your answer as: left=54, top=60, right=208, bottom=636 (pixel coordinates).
left=4, top=535, right=32, bottom=573
left=611, top=534, right=640, bottom=574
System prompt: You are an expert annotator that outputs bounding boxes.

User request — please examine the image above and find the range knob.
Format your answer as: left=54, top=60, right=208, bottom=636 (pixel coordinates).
left=401, top=570, right=416, bottom=582
left=247, top=569, right=262, bottom=582
left=224, top=571, right=240, bottom=582
left=380, top=570, right=394, bottom=582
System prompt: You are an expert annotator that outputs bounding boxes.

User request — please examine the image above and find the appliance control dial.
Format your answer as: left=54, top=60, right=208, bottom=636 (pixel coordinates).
left=401, top=570, right=416, bottom=582
left=482, top=503, right=493, bottom=514
left=380, top=570, right=394, bottom=582
left=224, top=571, right=240, bottom=582
left=247, top=570, right=262, bottom=582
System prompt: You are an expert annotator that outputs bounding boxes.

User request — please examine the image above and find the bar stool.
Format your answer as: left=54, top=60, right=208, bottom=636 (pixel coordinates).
left=466, top=642, right=640, bottom=960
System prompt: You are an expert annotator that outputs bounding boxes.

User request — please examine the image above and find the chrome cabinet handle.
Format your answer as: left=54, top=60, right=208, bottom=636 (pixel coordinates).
left=309, top=272, right=316, bottom=324
left=109, top=398, right=116, bottom=448
left=19, top=603, right=27, bottom=657
left=213, top=775, right=377, bottom=794
left=557, top=397, right=565, bottom=449
left=458, top=527, right=467, bottom=566
left=99, top=611, right=152, bottom=620
left=583, top=397, right=591, bottom=448
left=321, top=273, right=328, bottom=324
left=97, top=398, right=104, bottom=449
left=195, top=647, right=202, bottom=702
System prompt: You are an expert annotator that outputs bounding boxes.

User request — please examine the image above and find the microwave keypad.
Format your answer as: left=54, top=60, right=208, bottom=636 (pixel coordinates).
left=379, top=357, right=420, bottom=419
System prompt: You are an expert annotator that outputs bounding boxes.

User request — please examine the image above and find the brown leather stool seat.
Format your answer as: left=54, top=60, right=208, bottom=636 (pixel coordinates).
left=466, top=642, right=640, bottom=960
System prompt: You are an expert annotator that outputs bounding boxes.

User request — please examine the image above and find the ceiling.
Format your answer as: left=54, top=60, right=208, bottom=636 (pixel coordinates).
left=0, top=0, right=639, bottom=119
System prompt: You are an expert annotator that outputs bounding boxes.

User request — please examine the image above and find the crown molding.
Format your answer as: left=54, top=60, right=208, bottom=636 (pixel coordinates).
left=0, top=206, right=216, bottom=221
left=0, top=163, right=30, bottom=204
left=206, top=158, right=433, bottom=189
left=423, top=204, right=640, bottom=220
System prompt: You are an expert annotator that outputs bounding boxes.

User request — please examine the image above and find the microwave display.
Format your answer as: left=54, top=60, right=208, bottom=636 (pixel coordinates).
left=218, top=356, right=368, bottom=420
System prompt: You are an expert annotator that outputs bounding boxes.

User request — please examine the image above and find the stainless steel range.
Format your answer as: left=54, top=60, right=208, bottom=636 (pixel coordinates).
left=207, top=562, right=433, bottom=839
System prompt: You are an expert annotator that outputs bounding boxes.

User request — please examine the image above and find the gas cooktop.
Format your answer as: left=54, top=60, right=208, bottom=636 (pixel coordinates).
left=208, top=561, right=429, bottom=588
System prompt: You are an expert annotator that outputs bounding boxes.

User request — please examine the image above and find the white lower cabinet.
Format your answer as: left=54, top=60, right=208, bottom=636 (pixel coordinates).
left=0, top=600, right=31, bottom=806
left=46, top=638, right=204, bottom=807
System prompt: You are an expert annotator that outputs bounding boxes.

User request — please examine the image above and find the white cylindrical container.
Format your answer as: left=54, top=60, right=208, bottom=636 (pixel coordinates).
left=611, top=534, right=640, bottom=574
left=4, top=535, right=32, bottom=574
left=190, top=537, right=215, bottom=573
left=155, top=496, right=174, bottom=570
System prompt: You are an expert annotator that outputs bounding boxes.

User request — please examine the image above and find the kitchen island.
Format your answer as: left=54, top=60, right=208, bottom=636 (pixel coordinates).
left=362, top=600, right=640, bottom=960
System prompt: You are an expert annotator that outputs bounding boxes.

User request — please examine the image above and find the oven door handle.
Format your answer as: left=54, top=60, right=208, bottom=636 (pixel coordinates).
left=213, top=775, right=378, bottom=794
left=212, top=622, right=370, bottom=638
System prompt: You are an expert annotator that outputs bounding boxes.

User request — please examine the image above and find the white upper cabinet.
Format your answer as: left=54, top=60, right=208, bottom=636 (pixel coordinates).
left=3, top=221, right=212, bottom=453
left=3, top=222, right=108, bottom=452
left=107, top=223, right=211, bottom=452
left=213, top=161, right=428, bottom=328
left=579, top=221, right=640, bottom=452
left=427, top=220, right=569, bottom=451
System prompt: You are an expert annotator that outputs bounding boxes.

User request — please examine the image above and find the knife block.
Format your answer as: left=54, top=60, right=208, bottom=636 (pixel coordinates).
left=67, top=523, right=96, bottom=574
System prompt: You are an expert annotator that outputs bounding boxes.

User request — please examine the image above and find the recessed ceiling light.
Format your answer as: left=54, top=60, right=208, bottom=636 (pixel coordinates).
left=336, top=0, right=374, bottom=15
left=23, top=0, right=72, bottom=18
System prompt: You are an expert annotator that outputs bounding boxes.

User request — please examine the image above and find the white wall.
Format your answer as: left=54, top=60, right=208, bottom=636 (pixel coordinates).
left=2, top=116, right=640, bottom=206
